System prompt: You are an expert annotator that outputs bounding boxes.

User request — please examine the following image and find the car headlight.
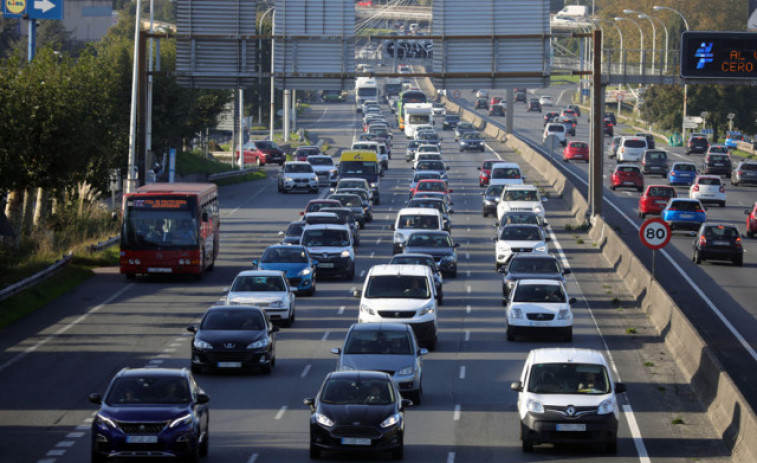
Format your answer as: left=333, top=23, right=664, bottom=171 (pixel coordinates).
left=270, top=300, right=285, bottom=308
left=510, top=307, right=523, bottom=319
left=330, top=169, right=337, bottom=175
left=381, top=413, right=402, bottom=428
left=193, top=339, right=212, bottom=350
left=95, top=413, right=117, bottom=429
left=340, top=250, right=351, bottom=258
left=598, top=398, right=616, bottom=415
left=360, top=304, right=376, bottom=316
left=394, top=232, right=407, bottom=243
left=247, top=337, right=271, bottom=349
left=419, top=302, right=435, bottom=316
left=483, top=199, right=494, bottom=206
left=526, top=398, right=544, bottom=413
left=168, top=413, right=193, bottom=428
left=533, top=205, right=544, bottom=214
left=441, top=254, right=455, bottom=262
left=497, top=243, right=511, bottom=252
left=315, top=412, right=334, bottom=427
left=298, top=267, right=312, bottom=276
left=534, top=244, right=547, bottom=253
left=557, top=308, right=571, bottom=320
left=397, top=365, right=415, bottom=376
left=285, top=176, right=294, bottom=182
left=370, top=182, right=378, bottom=188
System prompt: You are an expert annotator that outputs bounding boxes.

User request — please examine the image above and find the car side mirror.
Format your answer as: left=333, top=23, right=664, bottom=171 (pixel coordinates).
left=88, top=393, right=103, bottom=405
left=545, top=236, right=551, bottom=242
left=353, top=289, right=362, bottom=298
left=510, top=381, right=523, bottom=392
left=299, top=211, right=305, bottom=216
left=614, top=382, right=627, bottom=394
left=187, top=324, right=198, bottom=333
left=331, top=347, right=341, bottom=355
left=197, top=393, right=210, bottom=404
left=251, top=259, right=258, bottom=268
left=745, top=209, right=751, bottom=215
left=401, top=398, right=413, bottom=409
left=448, top=189, right=454, bottom=193
left=454, top=243, right=461, bottom=248
left=563, top=268, right=572, bottom=275
left=477, top=166, right=481, bottom=170
left=311, top=259, right=319, bottom=266
left=270, top=325, right=280, bottom=333
left=278, top=231, right=285, bottom=237
left=303, top=397, right=315, bottom=409
left=418, top=348, right=429, bottom=356
left=569, top=297, right=577, bottom=304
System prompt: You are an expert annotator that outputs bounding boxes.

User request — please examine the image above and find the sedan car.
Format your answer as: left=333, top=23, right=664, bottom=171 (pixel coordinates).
left=732, top=161, right=757, bottom=186
left=668, top=162, right=698, bottom=186
left=638, top=185, right=678, bottom=218
left=499, top=253, right=570, bottom=299
left=662, top=198, right=707, bottom=232
left=279, top=220, right=306, bottom=245
left=277, top=161, right=319, bottom=193
left=188, top=305, right=278, bottom=373
left=481, top=183, right=505, bottom=218
left=89, top=368, right=210, bottom=462
left=442, top=114, right=460, bottom=130
left=745, top=202, right=757, bottom=238
left=689, top=175, right=726, bottom=207
left=304, top=370, right=410, bottom=460
left=505, top=279, right=576, bottom=341
left=562, top=140, right=589, bottom=162
left=495, top=224, right=549, bottom=271
left=405, top=139, right=422, bottom=161
left=332, top=323, right=428, bottom=403
left=459, top=131, right=485, bottom=152
left=403, top=230, right=460, bottom=277
left=252, top=245, right=317, bottom=296
left=609, top=164, right=643, bottom=192
left=692, top=223, right=743, bottom=266
left=454, top=121, right=476, bottom=141
left=226, top=270, right=296, bottom=326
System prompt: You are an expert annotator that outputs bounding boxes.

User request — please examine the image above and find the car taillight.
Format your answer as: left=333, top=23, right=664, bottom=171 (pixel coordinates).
left=692, top=185, right=699, bottom=192
left=737, top=170, right=744, bottom=175
left=719, top=186, right=725, bottom=193
left=699, top=235, right=707, bottom=246
left=735, top=237, right=742, bottom=248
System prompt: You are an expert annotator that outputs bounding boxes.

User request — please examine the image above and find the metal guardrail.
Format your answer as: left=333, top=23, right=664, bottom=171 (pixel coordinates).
left=88, top=235, right=120, bottom=254
left=0, top=252, right=73, bottom=302
left=208, top=166, right=261, bottom=182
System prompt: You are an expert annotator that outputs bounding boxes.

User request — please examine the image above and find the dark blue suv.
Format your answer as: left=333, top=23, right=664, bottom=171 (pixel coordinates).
left=89, top=368, right=210, bottom=462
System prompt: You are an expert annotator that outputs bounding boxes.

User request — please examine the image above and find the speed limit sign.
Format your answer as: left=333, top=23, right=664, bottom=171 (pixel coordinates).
left=639, top=218, right=671, bottom=250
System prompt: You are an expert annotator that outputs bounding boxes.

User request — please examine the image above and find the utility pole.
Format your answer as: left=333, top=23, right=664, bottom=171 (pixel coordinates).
left=590, top=29, right=604, bottom=220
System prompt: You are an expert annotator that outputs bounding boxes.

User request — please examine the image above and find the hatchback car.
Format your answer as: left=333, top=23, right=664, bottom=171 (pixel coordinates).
left=308, top=155, right=339, bottom=187
left=668, top=162, right=698, bottom=186
left=442, top=114, right=460, bottom=130
left=478, top=158, right=500, bottom=187
left=732, top=161, right=757, bottom=186
left=389, top=253, right=444, bottom=303
left=89, top=368, right=210, bottom=462
left=609, top=164, right=643, bottom=192
left=304, top=371, right=410, bottom=460
left=602, top=120, right=614, bottom=137
left=505, top=279, right=576, bottom=341
left=563, top=140, right=589, bottom=162
left=745, top=202, right=757, bottom=238
left=542, top=123, right=566, bottom=147
left=293, top=146, right=320, bottom=161
left=702, top=153, right=732, bottom=177
left=499, top=253, right=570, bottom=299
left=481, top=184, right=505, bottom=218
left=543, top=112, right=560, bottom=126
left=226, top=270, right=296, bottom=326
left=604, top=112, right=617, bottom=125
left=638, top=185, right=678, bottom=218
left=459, top=131, right=485, bottom=152
left=725, top=132, right=745, bottom=149
left=475, top=97, right=489, bottom=110
left=495, top=224, right=549, bottom=271
left=707, top=144, right=730, bottom=155
left=539, top=95, right=552, bottom=106
left=689, top=175, right=726, bottom=207
left=301, top=224, right=356, bottom=280
left=641, top=149, right=668, bottom=176
left=454, top=121, right=476, bottom=141
left=692, top=223, right=743, bottom=266
left=686, top=135, right=710, bottom=155
left=527, top=100, right=542, bottom=112
left=188, top=305, right=278, bottom=373
left=489, top=103, right=506, bottom=116
left=279, top=220, right=306, bottom=245
left=662, top=198, right=707, bottom=232
left=252, top=245, right=317, bottom=296
left=332, top=323, right=428, bottom=403
left=403, top=230, right=459, bottom=277
left=616, top=136, right=647, bottom=163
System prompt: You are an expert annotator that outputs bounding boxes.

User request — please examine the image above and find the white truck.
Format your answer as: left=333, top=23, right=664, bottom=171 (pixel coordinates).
left=403, top=103, right=434, bottom=138
left=355, top=77, right=378, bottom=111
left=555, top=5, right=588, bottom=19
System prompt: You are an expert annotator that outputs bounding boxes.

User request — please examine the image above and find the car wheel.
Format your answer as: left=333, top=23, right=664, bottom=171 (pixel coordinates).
left=733, top=180, right=739, bottom=186
left=565, top=329, right=573, bottom=343
left=306, top=280, right=316, bottom=297
left=191, top=364, right=203, bottom=375
left=610, top=185, right=616, bottom=191
left=309, top=441, right=321, bottom=459
left=346, top=267, right=355, bottom=281
left=693, top=249, right=701, bottom=264
left=199, top=431, right=209, bottom=457
left=125, top=273, right=136, bottom=280
left=185, top=445, right=200, bottom=463
left=391, top=440, right=404, bottom=460
left=721, top=201, right=726, bottom=208
left=506, top=326, right=515, bottom=341
left=375, top=197, right=381, bottom=205
left=261, top=359, right=273, bottom=375
left=283, top=309, right=294, bottom=327
left=91, top=451, right=107, bottom=463
left=639, top=211, right=645, bottom=219
left=277, top=182, right=283, bottom=192
left=735, top=257, right=744, bottom=267
left=427, top=335, right=437, bottom=351
left=409, top=387, right=422, bottom=405
left=521, top=438, right=534, bottom=453
left=482, top=208, right=488, bottom=217
left=605, top=436, right=618, bottom=454
left=437, top=291, right=443, bottom=306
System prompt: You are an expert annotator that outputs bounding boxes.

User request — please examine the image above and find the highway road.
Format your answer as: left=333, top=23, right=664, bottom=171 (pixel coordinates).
left=454, top=84, right=757, bottom=412
left=0, top=92, right=728, bottom=463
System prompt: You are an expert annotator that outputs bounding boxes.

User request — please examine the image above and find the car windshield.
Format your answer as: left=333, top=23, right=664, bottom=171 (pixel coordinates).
left=107, top=377, right=192, bottom=405
left=308, top=157, right=333, bottom=166
left=646, top=151, right=666, bottom=160
left=485, top=185, right=505, bottom=197
left=331, top=195, right=363, bottom=208
left=417, top=182, right=445, bottom=192
left=462, top=133, right=480, bottom=140
left=365, top=274, right=431, bottom=299
left=647, top=187, right=675, bottom=197
left=344, top=330, right=414, bottom=355
left=414, top=173, right=441, bottom=182
left=406, top=233, right=452, bottom=247
left=527, top=363, right=610, bottom=395
left=340, top=190, right=369, bottom=201
left=617, top=166, right=639, bottom=174
left=391, top=255, right=435, bottom=268
left=698, top=177, right=721, bottom=186
left=674, top=163, right=697, bottom=172
left=570, top=142, right=588, bottom=149
left=500, top=213, right=539, bottom=226
left=417, top=161, right=445, bottom=171
left=514, top=282, right=565, bottom=303
left=255, top=141, right=278, bottom=150
left=286, top=223, right=305, bottom=236
left=492, top=168, right=521, bottom=179
left=668, top=201, right=703, bottom=212
left=301, top=229, right=350, bottom=247
left=231, top=275, right=286, bottom=292
left=261, top=247, right=308, bottom=263
left=398, top=215, right=439, bottom=229
left=503, top=190, right=538, bottom=201
left=408, top=199, right=444, bottom=213
left=320, top=378, right=394, bottom=405
left=201, top=308, right=265, bottom=330
left=285, top=164, right=313, bottom=173
left=339, top=180, right=366, bottom=189
left=500, top=226, right=542, bottom=241
left=509, top=258, right=560, bottom=274
left=623, top=139, right=646, bottom=148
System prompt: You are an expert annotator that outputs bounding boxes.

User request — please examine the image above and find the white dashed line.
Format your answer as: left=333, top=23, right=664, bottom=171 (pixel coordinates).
left=46, top=450, right=65, bottom=456
left=466, top=305, right=471, bottom=313
left=360, top=270, right=366, bottom=277
left=162, top=348, right=176, bottom=353
left=66, top=432, right=85, bottom=438
left=465, top=253, right=470, bottom=259
left=459, top=366, right=466, bottom=379
left=275, top=406, right=287, bottom=420
left=338, top=305, right=345, bottom=315
left=466, top=270, right=471, bottom=277
left=369, top=252, right=375, bottom=258
left=464, top=330, right=471, bottom=341
left=453, top=404, right=461, bottom=420
left=321, top=331, right=330, bottom=342
left=301, top=364, right=311, bottom=378
left=376, top=238, right=382, bottom=244
left=55, top=441, right=74, bottom=448
left=466, top=286, right=471, bottom=293
left=447, top=451, right=456, bottom=463
left=246, top=453, right=259, bottom=463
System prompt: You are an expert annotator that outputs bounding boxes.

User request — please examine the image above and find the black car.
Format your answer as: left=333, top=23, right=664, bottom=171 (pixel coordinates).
left=481, top=183, right=505, bottom=218
left=328, top=193, right=369, bottom=226
left=454, top=121, right=475, bottom=141
left=305, top=370, right=410, bottom=460
left=389, top=252, right=445, bottom=303
left=499, top=253, right=570, bottom=299
left=559, top=118, right=576, bottom=136
left=489, top=103, right=506, bottom=116
left=543, top=112, right=559, bottom=125
left=515, top=89, right=527, bottom=102
left=403, top=230, right=460, bottom=277
left=604, top=112, right=616, bottom=125
left=188, top=305, right=278, bottom=374
left=692, top=223, right=743, bottom=266
left=702, top=153, right=732, bottom=176
left=686, top=135, right=710, bottom=155
left=635, top=133, right=656, bottom=150
left=527, top=100, right=542, bottom=112
left=89, top=368, right=210, bottom=463
left=602, top=120, right=614, bottom=137
left=475, top=97, right=488, bottom=110
left=459, top=131, right=485, bottom=152
left=442, top=114, right=461, bottom=130
left=279, top=220, right=306, bottom=245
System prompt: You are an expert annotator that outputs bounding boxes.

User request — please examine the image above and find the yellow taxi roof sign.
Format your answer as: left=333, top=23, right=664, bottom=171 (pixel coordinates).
left=340, top=150, right=378, bottom=162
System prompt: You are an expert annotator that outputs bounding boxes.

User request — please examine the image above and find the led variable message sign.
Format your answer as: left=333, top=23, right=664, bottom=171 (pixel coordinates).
left=681, top=31, right=757, bottom=79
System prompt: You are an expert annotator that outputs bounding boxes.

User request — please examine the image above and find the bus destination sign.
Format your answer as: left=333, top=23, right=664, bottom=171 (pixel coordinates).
left=131, top=198, right=189, bottom=209
left=681, top=31, right=757, bottom=79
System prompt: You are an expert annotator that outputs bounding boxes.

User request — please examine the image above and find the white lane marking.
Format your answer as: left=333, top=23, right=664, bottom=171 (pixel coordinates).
left=466, top=286, right=471, bottom=293
left=466, top=305, right=471, bottom=313
left=376, top=238, right=382, bottom=244
left=466, top=270, right=471, bottom=277
left=246, top=453, right=259, bottom=463
left=46, top=450, right=65, bottom=456
left=76, top=424, right=89, bottom=431
left=385, top=214, right=391, bottom=220
left=338, top=305, right=345, bottom=315
left=37, top=460, right=55, bottom=463
left=447, top=452, right=455, bottom=463
left=0, top=284, right=133, bottom=373
left=310, top=105, right=330, bottom=126
left=275, top=406, right=287, bottom=420
left=162, top=348, right=176, bottom=353
left=147, top=359, right=164, bottom=365
left=453, top=404, right=461, bottom=420
left=459, top=366, right=466, bottom=379
left=369, top=252, right=375, bottom=258
left=66, top=432, right=85, bottom=438
left=56, top=441, right=74, bottom=448
left=321, top=331, right=330, bottom=342
left=465, top=252, right=470, bottom=259
left=360, top=270, right=366, bottom=277
left=301, top=364, right=311, bottom=378
left=547, top=225, right=650, bottom=463
left=464, top=330, right=471, bottom=341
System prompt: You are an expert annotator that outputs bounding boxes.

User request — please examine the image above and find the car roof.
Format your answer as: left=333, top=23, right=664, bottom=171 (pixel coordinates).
left=368, top=264, right=432, bottom=277
left=285, top=161, right=311, bottom=166
left=695, top=174, right=721, bottom=180
left=670, top=198, right=701, bottom=203
left=510, top=252, right=558, bottom=261
left=235, top=269, right=286, bottom=277
left=491, top=162, right=520, bottom=168
left=303, top=223, right=350, bottom=231
left=115, top=367, right=189, bottom=379
left=397, top=207, right=441, bottom=215
left=347, top=322, right=412, bottom=333
left=515, top=278, right=566, bottom=286
left=671, top=162, right=696, bottom=167
left=504, top=184, right=537, bottom=191
left=326, top=370, right=392, bottom=381
left=528, top=348, right=608, bottom=366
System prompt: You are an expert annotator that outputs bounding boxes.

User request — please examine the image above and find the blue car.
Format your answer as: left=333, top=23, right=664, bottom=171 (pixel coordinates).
left=253, top=245, right=317, bottom=296
left=89, top=367, right=210, bottom=463
left=668, top=162, right=698, bottom=186
left=661, top=198, right=707, bottom=232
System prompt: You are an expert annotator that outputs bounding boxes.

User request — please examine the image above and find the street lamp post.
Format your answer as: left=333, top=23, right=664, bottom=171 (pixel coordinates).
left=653, top=6, right=689, bottom=139
left=615, top=16, right=644, bottom=75
left=625, top=9, right=656, bottom=74
left=270, top=10, right=276, bottom=141
left=593, top=18, right=623, bottom=71
left=258, top=7, right=274, bottom=133
left=641, top=13, right=668, bottom=74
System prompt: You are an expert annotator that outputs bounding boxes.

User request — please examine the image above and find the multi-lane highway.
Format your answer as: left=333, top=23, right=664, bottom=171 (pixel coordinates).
left=0, top=91, right=730, bottom=463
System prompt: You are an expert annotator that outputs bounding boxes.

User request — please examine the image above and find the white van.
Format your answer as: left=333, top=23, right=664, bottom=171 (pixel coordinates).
left=355, top=264, right=438, bottom=350
left=403, top=103, right=434, bottom=138
left=511, top=348, right=626, bottom=453
left=355, top=77, right=378, bottom=110
left=617, top=136, right=648, bottom=163
left=489, top=162, right=525, bottom=186
left=391, top=207, right=443, bottom=254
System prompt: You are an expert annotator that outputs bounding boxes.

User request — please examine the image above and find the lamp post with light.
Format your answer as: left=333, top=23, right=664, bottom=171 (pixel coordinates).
left=640, top=13, right=668, bottom=74
left=614, top=16, right=644, bottom=75
left=624, top=9, right=656, bottom=74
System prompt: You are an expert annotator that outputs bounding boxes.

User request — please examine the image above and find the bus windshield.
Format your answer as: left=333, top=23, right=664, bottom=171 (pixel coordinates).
left=122, top=197, right=198, bottom=249
left=340, top=161, right=377, bottom=175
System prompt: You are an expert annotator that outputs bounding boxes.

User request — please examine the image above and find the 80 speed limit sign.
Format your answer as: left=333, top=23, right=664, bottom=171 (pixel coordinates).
left=639, top=218, right=671, bottom=250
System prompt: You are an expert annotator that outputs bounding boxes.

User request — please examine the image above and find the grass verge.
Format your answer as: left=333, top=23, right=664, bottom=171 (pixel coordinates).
left=0, top=246, right=120, bottom=329
left=177, top=150, right=234, bottom=176
left=213, top=171, right=267, bottom=187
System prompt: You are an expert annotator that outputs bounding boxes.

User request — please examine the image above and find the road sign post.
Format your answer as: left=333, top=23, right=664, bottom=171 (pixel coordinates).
left=639, top=217, right=672, bottom=279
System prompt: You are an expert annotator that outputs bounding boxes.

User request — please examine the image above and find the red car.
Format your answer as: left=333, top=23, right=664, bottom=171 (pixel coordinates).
left=610, top=164, right=644, bottom=192
left=638, top=185, right=677, bottom=218
left=300, top=199, right=341, bottom=216
left=292, top=146, right=320, bottom=162
left=477, top=159, right=500, bottom=187
left=746, top=202, right=757, bottom=238
left=410, top=179, right=452, bottom=198
left=562, top=141, right=589, bottom=162
left=236, top=140, right=286, bottom=166
left=490, top=96, right=503, bottom=107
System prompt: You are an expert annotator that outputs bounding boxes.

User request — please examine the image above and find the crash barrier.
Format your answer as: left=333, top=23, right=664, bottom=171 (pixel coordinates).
left=0, top=252, right=73, bottom=302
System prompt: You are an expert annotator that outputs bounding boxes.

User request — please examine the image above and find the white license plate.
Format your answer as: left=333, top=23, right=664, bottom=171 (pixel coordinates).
left=147, top=268, right=172, bottom=273
left=713, top=163, right=723, bottom=166
left=318, top=263, right=335, bottom=268
left=650, top=166, right=661, bottom=170
left=556, top=423, right=586, bottom=432
left=342, top=438, right=371, bottom=446
left=656, top=200, right=668, bottom=205
left=126, top=435, right=158, bottom=443
left=713, top=240, right=730, bottom=246
left=680, top=214, right=694, bottom=219
left=623, top=182, right=635, bottom=185
left=528, top=321, right=552, bottom=327
left=217, top=362, right=242, bottom=368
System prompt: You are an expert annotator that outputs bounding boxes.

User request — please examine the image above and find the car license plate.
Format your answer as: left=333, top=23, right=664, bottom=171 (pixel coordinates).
left=656, top=200, right=668, bottom=205
left=318, top=263, right=335, bottom=268
left=126, top=435, right=158, bottom=443
left=713, top=163, right=723, bottom=166
left=147, top=268, right=172, bottom=273
left=680, top=214, right=694, bottom=219
left=217, top=362, right=242, bottom=368
left=342, top=438, right=371, bottom=446
left=556, top=423, right=586, bottom=432
left=650, top=166, right=660, bottom=170
left=623, top=182, right=635, bottom=185
left=713, top=240, right=730, bottom=246
left=529, top=321, right=551, bottom=327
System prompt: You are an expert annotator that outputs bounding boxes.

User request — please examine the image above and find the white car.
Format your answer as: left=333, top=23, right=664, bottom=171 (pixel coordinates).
left=413, top=152, right=443, bottom=169
left=476, top=89, right=489, bottom=98
left=504, top=279, right=575, bottom=341
left=689, top=175, right=726, bottom=207
left=226, top=270, right=296, bottom=326
left=307, top=155, right=338, bottom=187
left=277, top=161, right=319, bottom=193
left=489, top=162, right=525, bottom=187
left=495, top=224, right=549, bottom=271
left=543, top=123, right=567, bottom=147
left=539, top=95, right=552, bottom=106
left=496, top=184, right=547, bottom=222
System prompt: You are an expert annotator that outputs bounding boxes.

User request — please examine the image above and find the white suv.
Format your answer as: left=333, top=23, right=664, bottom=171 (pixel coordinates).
left=496, top=184, right=547, bottom=222
left=689, top=175, right=726, bottom=207
left=542, top=123, right=566, bottom=147
left=356, top=264, right=439, bottom=350
left=504, top=279, right=575, bottom=341
left=495, top=224, right=549, bottom=271
left=277, top=161, right=319, bottom=193
left=511, top=348, right=626, bottom=453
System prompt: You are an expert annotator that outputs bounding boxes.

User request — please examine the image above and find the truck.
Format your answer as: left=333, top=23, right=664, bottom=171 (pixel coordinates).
left=355, top=77, right=378, bottom=111
left=403, top=103, right=434, bottom=138
left=382, top=77, right=404, bottom=104
left=555, top=5, right=588, bottom=18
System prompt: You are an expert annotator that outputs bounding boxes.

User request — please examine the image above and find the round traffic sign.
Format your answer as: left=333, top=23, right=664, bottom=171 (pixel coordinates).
left=616, top=92, right=623, bottom=102
left=639, top=217, right=671, bottom=250
left=452, top=90, right=461, bottom=99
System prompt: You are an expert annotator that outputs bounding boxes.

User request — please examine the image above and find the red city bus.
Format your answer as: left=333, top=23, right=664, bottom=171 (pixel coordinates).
left=120, top=183, right=220, bottom=279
